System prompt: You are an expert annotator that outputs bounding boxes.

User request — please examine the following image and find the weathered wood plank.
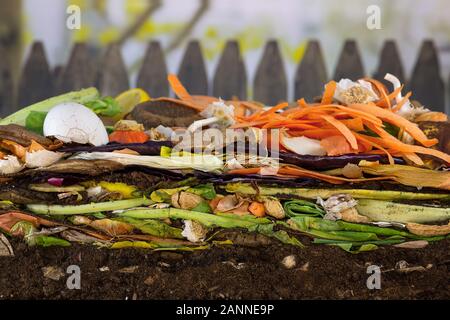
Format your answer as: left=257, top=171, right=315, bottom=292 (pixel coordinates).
left=17, top=41, right=54, bottom=108
left=96, top=43, right=129, bottom=96
left=0, top=45, right=14, bottom=116
left=253, top=40, right=287, bottom=105
left=177, top=40, right=208, bottom=95
left=53, top=65, right=64, bottom=86
left=56, top=43, right=96, bottom=94
left=333, top=40, right=365, bottom=80
left=408, top=40, right=445, bottom=112
left=239, top=59, right=248, bottom=100
left=213, top=40, right=247, bottom=100
left=294, top=40, right=327, bottom=101
left=373, top=40, right=405, bottom=87
left=137, top=41, right=169, bottom=97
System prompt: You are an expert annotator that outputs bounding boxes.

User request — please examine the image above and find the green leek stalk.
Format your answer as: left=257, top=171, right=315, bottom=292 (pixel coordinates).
left=288, top=216, right=443, bottom=241
left=0, top=87, right=99, bottom=126
left=284, top=200, right=324, bottom=217
left=117, top=209, right=304, bottom=247
left=224, top=182, right=450, bottom=201
left=110, top=240, right=209, bottom=251
left=116, top=208, right=271, bottom=229
left=27, top=198, right=153, bottom=215
left=118, top=217, right=184, bottom=239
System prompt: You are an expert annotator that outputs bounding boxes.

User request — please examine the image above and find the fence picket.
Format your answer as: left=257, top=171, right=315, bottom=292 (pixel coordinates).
left=17, top=41, right=54, bottom=108
left=294, top=40, right=327, bottom=102
left=56, top=43, right=96, bottom=94
left=53, top=65, right=64, bottom=86
left=96, top=43, right=129, bottom=96
left=373, top=40, right=405, bottom=86
left=137, top=41, right=169, bottom=98
left=254, top=40, right=287, bottom=105
left=333, top=40, right=364, bottom=80
left=177, top=40, right=208, bottom=95
left=213, top=40, right=246, bottom=100
left=408, top=40, right=445, bottom=112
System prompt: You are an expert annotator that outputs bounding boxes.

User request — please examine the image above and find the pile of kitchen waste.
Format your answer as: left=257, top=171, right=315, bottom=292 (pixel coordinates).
left=0, top=73, right=449, bottom=255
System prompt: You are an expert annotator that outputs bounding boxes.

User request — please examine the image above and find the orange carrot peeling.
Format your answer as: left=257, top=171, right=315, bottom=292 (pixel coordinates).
left=348, top=103, right=438, bottom=147
left=168, top=74, right=193, bottom=101
left=321, top=81, right=336, bottom=104
left=320, top=115, right=358, bottom=150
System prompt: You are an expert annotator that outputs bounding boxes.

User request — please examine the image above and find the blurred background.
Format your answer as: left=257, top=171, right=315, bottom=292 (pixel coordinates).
left=1, top=0, right=450, bottom=103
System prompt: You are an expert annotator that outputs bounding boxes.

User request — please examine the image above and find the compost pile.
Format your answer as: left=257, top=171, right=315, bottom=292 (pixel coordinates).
left=0, top=73, right=450, bottom=260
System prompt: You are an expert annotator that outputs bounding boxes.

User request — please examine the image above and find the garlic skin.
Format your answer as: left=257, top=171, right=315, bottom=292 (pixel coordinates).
left=171, top=191, right=203, bottom=210
left=224, top=158, right=244, bottom=170
left=182, top=220, right=208, bottom=243
left=25, top=150, right=64, bottom=168
left=187, top=99, right=235, bottom=132
left=147, top=125, right=175, bottom=141
left=215, top=194, right=242, bottom=212
left=281, top=134, right=327, bottom=156
left=317, top=194, right=358, bottom=221
left=334, top=79, right=378, bottom=105
left=0, top=155, right=24, bottom=174
left=262, top=197, right=285, bottom=219
left=86, top=186, right=103, bottom=199
left=43, top=103, right=109, bottom=146
left=114, top=120, right=144, bottom=131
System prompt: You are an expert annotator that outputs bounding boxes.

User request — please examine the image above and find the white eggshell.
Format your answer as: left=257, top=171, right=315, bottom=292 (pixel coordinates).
left=43, top=103, right=109, bottom=146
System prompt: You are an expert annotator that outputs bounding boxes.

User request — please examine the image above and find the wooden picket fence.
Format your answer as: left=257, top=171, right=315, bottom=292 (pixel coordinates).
left=0, top=38, right=447, bottom=117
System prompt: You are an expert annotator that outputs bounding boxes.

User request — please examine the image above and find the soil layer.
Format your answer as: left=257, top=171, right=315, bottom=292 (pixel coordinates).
left=0, top=238, right=449, bottom=299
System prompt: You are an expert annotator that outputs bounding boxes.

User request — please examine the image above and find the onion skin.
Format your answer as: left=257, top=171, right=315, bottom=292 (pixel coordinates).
left=223, top=143, right=404, bottom=169
left=47, top=177, right=64, bottom=187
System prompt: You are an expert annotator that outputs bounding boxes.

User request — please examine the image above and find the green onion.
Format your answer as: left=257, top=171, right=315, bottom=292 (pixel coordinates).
left=27, top=198, right=153, bottom=215
left=29, top=184, right=85, bottom=193
left=224, top=182, right=450, bottom=201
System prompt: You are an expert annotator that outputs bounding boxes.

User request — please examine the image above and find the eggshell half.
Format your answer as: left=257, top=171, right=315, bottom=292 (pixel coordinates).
left=43, top=103, right=109, bottom=146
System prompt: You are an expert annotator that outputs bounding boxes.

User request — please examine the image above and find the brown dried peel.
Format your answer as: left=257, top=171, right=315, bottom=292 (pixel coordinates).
left=406, top=222, right=450, bottom=237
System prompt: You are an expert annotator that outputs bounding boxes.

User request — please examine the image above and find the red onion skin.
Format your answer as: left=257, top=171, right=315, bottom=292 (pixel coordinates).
left=47, top=177, right=64, bottom=187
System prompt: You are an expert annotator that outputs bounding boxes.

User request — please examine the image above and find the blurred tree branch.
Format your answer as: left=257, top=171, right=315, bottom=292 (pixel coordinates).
left=165, top=0, right=210, bottom=53
left=117, top=0, right=162, bottom=46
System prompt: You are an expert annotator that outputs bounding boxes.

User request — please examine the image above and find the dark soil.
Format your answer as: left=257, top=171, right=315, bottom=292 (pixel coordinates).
left=0, top=237, right=449, bottom=300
